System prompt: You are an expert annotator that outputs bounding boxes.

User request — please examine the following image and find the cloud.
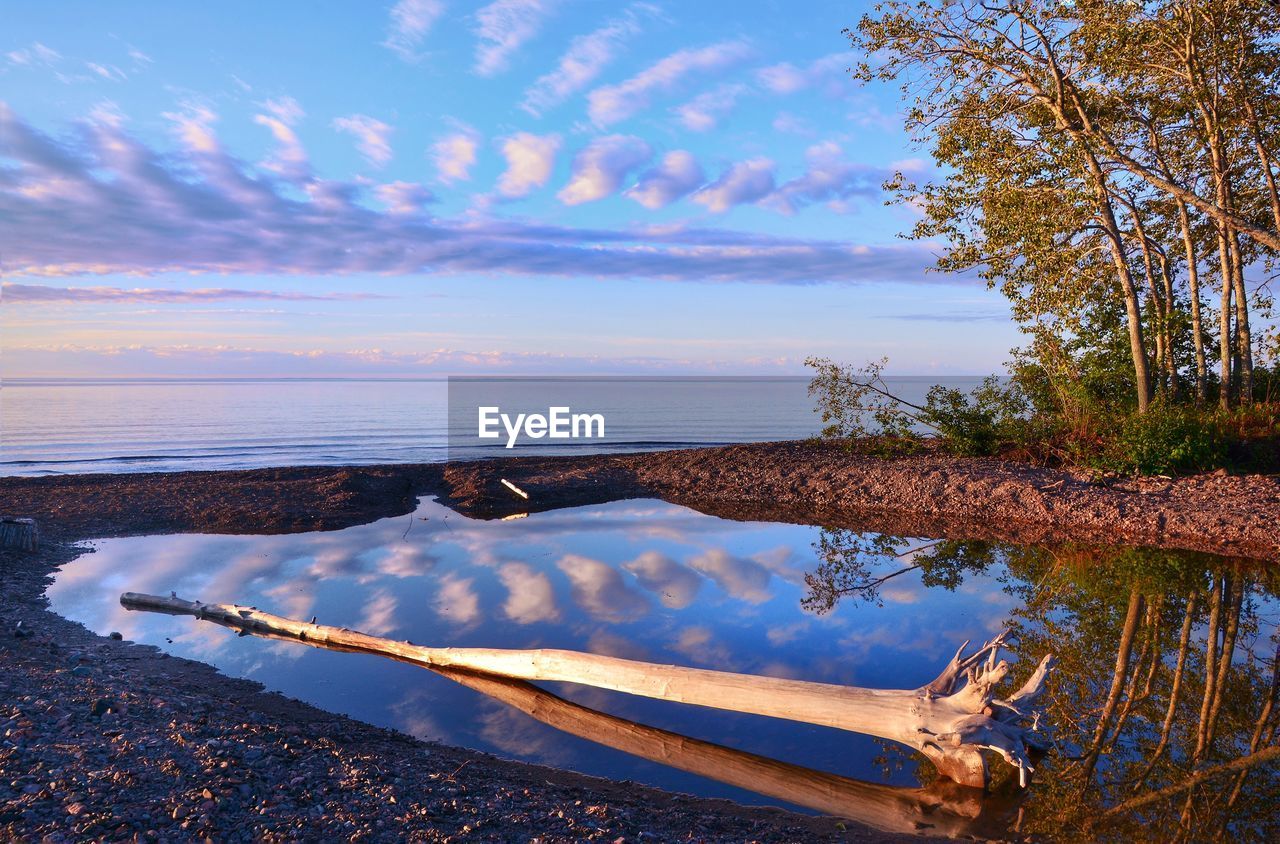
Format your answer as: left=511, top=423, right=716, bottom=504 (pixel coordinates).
left=756, top=53, right=847, bottom=95
left=358, top=589, right=400, bottom=635
left=2, top=343, right=787, bottom=378
left=687, top=548, right=773, bottom=603
left=6, top=43, right=61, bottom=68
left=433, top=126, right=479, bottom=183
left=332, top=114, right=393, bottom=168
left=556, top=554, right=649, bottom=622
left=626, top=150, right=704, bottom=209
left=886, top=310, right=1009, bottom=323
left=384, top=0, right=444, bottom=61
left=474, top=0, right=555, bottom=77
left=587, top=40, right=752, bottom=127
left=375, top=180, right=435, bottom=213
left=692, top=157, right=775, bottom=213
left=673, top=83, right=748, bottom=132
left=435, top=573, right=480, bottom=624
left=520, top=5, right=650, bottom=116
left=497, top=562, right=560, bottom=623
left=1, top=283, right=385, bottom=304
left=771, top=111, right=815, bottom=136
left=0, top=105, right=955, bottom=285
left=253, top=97, right=308, bottom=181
left=622, top=551, right=702, bottom=608
left=765, top=141, right=886, bottom=215
left=163, top=104, right=220, bottom=154
left=556, top=134, right=651, bottom=205
left=496, top=131, right=560, bottom=198
left=671, top=626, right=736, bottom=667
left=85, top=62, right=126, bottom=82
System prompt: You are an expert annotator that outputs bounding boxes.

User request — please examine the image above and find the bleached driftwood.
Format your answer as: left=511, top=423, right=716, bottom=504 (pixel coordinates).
left=424, top=668, right=1023, bottom=836
left=120, top=592, right=1053, bottom=788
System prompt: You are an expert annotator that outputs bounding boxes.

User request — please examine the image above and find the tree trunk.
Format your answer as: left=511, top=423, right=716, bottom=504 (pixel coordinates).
left=120, top=592, right=1055, bottom=789
left=1177, top=202, right=1209, bottom=404
left=434, top=667, right=1023, bottom=837
left=1084, top=161, right=1152, bottom=412
left=1079, top=587, right=1144, bottom=782
left=1132, top=590, right=1197, bottom=791
left=1217, top=228, right=1234, bottom=409
left=1228, top=229, right=1253, bottom=404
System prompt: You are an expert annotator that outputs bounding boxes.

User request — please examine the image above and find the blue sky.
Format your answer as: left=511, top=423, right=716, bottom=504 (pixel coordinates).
left=0, top=0, right=1017, bottom=376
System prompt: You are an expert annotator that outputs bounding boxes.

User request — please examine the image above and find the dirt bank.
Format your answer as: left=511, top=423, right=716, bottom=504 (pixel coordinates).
left=4, top=441, right=1272, bottom=559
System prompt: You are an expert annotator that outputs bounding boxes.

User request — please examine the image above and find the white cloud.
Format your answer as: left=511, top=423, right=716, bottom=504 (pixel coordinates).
left=474, top=0, right=555, bottom=77
left=163, top=104, right=220, bottom=154
left=497, top=562, right=560, bottom=623
left=622, top=551, right=702, bottom=609
left=332, top=114, right=393, bottom=168
left=435, top=573, right=480, bottom=624
left=687, top=548, right=773, bottom=603
left=6, top=42, right=60, bottom=67
left=692, top=157, right=775, bottom=213
left=587, top=40, right=751, bottom=127
left=520, top=5, right=649, bottom=116
left=433, top=126, right=479, bottom=183
left=375, top=181, right=435, bottom=213
left=556, top=554, right=649, bottom=622
left=254, top=97, right=308, bottom=181
left=556, top=134, right=651, bottom=205
left=384, top=0, right=445, bottom=61
left=756, top=53, right=847, bottom=95
left=358, top=589, right=400, bottom=635
left=765, top=141, right=887, bottom=215
left=496, top=131, right=560, bottom=197
left=672, top=83, right=747, bottom=132
left=0, top=104, right=954, bottom=285
left=626, top=150, right=705, bottom=209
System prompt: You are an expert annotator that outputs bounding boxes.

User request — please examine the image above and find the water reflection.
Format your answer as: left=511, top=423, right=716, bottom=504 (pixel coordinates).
left=49, top=499, right=1277, bottom=839
left=807, top=532, right=1279, bottom=840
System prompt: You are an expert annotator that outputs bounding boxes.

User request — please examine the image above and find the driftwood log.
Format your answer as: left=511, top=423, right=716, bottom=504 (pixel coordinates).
left=121, top=592, right=1054, bottom=789
left=1, top=517, right=38, bottom=551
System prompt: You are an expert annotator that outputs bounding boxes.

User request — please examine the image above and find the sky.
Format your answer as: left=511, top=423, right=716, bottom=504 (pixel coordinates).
left=0, top=0, right=1019, bottom=377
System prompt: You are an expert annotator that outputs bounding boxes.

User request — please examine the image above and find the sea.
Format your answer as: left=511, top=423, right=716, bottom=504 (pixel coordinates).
left=0, top=376, right=986, bottom=476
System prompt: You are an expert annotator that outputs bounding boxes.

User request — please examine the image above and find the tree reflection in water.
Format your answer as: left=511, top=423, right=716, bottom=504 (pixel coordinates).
left=804, top=530, right=1279, bottom=841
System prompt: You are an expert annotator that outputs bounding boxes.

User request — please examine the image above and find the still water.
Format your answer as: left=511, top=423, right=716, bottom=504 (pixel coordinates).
left=48, top=498, right=1278, bottom=839
left=0, top=376, right=984, bottom=475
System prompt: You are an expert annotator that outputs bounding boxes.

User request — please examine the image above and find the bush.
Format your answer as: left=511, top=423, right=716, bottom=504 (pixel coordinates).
left=1094, top=406, right=1227, bottom=476
left=805, top=358, right=1033, bottom=457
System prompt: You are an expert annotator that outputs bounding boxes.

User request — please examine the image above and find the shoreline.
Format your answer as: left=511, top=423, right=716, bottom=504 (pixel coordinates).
left=4, top=440, right=1277, bottom=559
left=2, top=442, right=1277, bottom=841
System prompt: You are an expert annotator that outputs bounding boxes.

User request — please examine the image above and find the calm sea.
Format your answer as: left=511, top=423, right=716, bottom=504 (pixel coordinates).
left=0, top=377, right=985, bottom=476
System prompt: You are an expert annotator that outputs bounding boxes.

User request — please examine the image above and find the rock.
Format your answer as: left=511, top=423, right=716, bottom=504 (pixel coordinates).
left=65, top=802, right=85, bottom=816
left=108, top=632, right=123, bottom=641
left=89, top=699, right=112, bottom=717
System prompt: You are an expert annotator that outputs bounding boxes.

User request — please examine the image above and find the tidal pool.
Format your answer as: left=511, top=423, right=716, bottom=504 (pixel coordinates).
left=49, top=498, right=1279, bottom=839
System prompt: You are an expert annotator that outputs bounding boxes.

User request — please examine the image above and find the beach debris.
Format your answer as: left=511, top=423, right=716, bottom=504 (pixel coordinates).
left=500, top=479, right=529, bottom=500
left=121, top=592, right=1054, bottom=790
left=1, top=517, right=39, bottom=551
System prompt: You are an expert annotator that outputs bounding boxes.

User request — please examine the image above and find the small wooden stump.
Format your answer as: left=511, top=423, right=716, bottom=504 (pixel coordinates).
left=1, top=518, right=39, bottom=552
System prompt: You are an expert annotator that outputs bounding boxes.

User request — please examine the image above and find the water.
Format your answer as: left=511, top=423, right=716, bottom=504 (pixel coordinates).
left=48, top=497, right=1279, bottom=839
left=0, top=376, right=985, bottom=476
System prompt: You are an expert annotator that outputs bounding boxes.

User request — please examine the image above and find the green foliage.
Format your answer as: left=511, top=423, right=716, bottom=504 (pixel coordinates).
left=1093, top=405, right=1228, bottom=476
left=806, top=357, right=1041, bottom=458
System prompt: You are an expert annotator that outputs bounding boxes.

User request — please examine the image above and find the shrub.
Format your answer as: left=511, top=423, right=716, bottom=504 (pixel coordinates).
left=1095, top=406, right=1227, bottom=476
